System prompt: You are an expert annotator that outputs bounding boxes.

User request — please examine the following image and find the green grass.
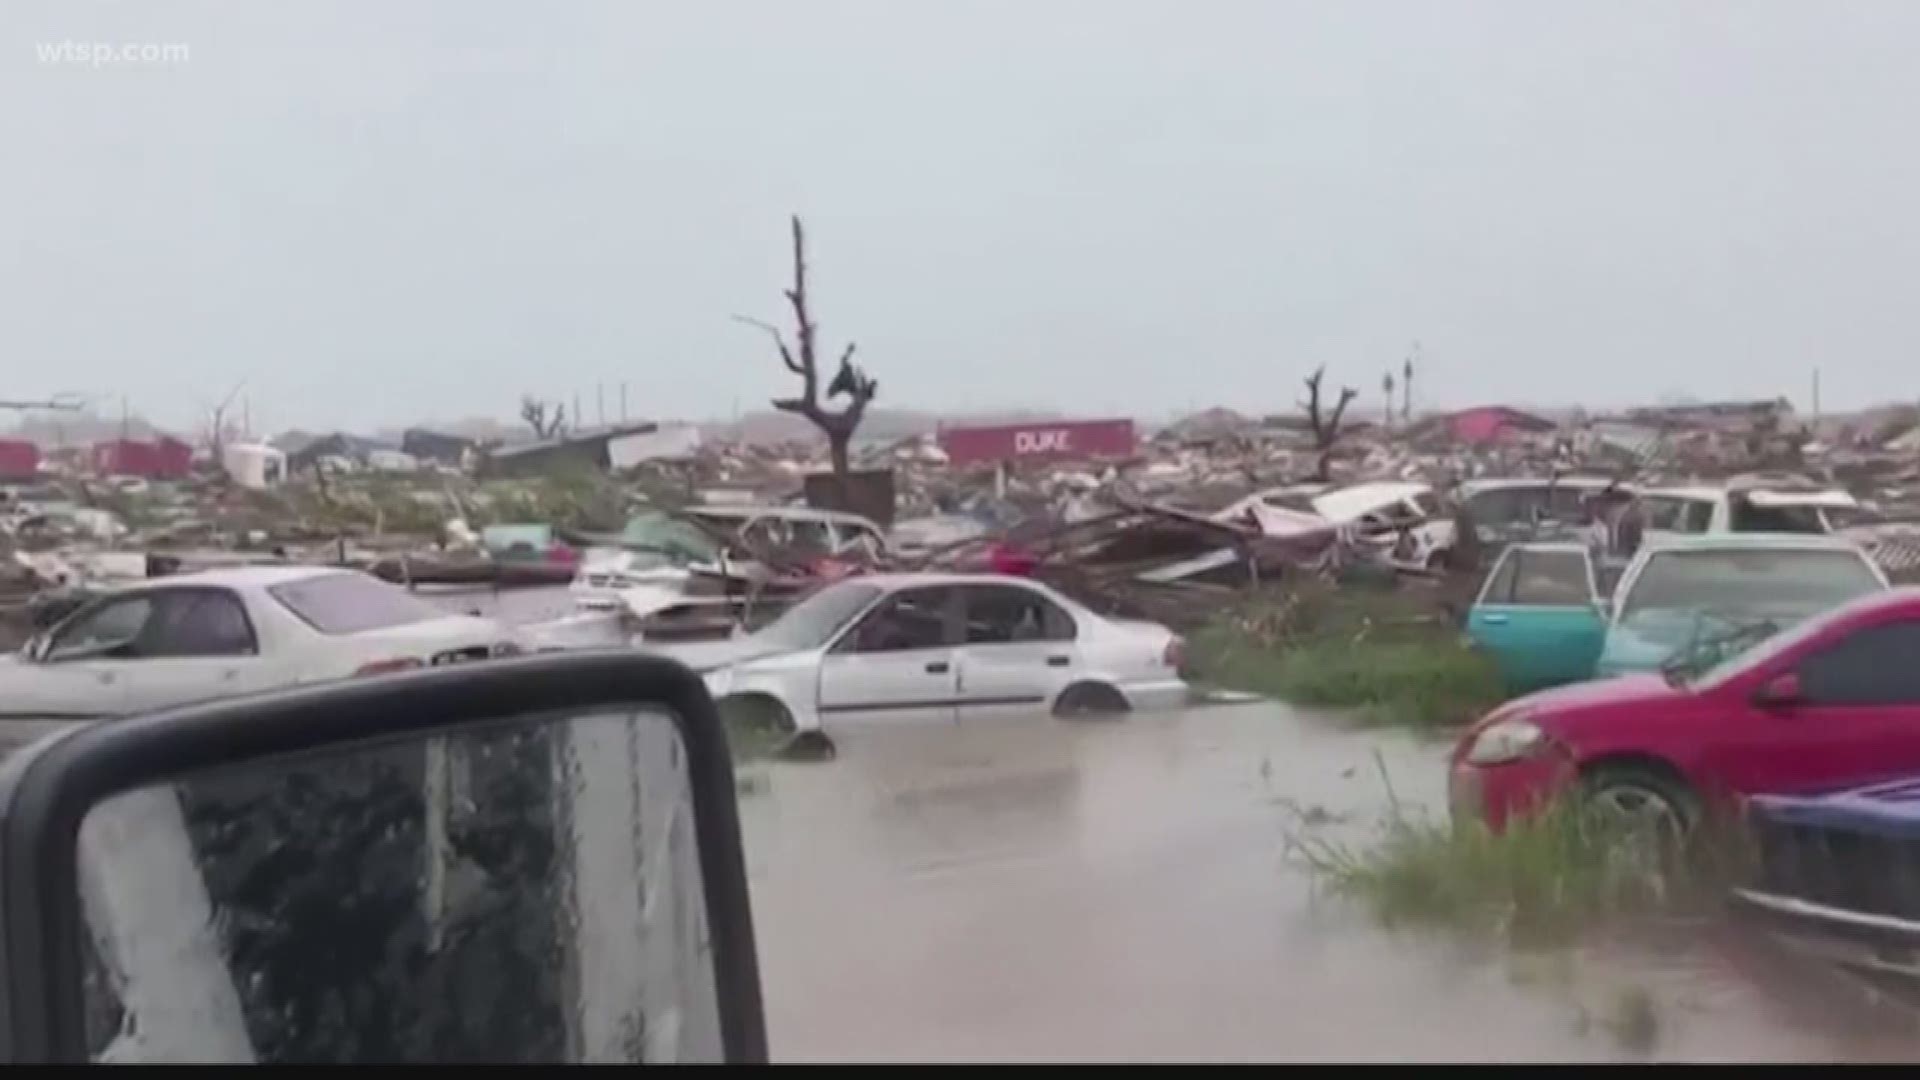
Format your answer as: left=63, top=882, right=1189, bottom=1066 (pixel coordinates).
left=1289, top=783, right=1751, bottom=949
left=1190, top=585, right=1503, bottom=729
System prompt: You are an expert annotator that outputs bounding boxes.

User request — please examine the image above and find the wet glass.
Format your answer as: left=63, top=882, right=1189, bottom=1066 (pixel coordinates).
left=75, top=707, right=720, bottom=1064
left=754, top=580, right=881, bottom=651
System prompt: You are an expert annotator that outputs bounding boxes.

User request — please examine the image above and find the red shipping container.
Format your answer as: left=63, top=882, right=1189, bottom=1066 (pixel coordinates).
left=937, top=419, right=1136, bottom=467
left=93, top=437, right=194, bottom=480
left=0, top=439, right=40, bottom=481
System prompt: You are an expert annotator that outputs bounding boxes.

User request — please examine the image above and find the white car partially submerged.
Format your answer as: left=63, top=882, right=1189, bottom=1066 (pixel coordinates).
left=0, top=566, right=520, bottom=721
left=656, top=573, right=1192, bottom=745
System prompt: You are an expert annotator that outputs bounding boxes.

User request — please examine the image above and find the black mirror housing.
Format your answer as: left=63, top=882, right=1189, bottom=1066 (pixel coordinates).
left=0, top=651, right=766, bottom=1064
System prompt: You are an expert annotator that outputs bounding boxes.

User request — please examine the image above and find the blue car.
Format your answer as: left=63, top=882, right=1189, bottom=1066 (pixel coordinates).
left=1736, top=777, right=1920, bottom=980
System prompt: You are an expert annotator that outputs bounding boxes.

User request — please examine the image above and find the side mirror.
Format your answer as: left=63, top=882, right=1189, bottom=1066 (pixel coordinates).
left=1753, top=671, right=1803, bottom=710
left=0, top=652, right=765, bottom=1064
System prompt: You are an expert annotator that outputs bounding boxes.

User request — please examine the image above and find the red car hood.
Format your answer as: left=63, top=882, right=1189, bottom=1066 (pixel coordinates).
left=1461, top=673, right=1679, bottom=754
left=1510, top=672, right=1676, bottom=715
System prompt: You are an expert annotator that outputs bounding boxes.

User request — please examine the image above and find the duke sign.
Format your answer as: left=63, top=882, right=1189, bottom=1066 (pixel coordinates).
left=937, top=419, right=1136, bottom=467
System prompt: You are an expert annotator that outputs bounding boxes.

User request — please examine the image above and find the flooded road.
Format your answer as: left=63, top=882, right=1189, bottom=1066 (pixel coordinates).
left=735, top=701, right=1920, bottom=1062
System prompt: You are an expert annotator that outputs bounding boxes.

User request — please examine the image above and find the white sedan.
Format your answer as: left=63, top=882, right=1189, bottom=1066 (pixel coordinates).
left=0, top=566, right=520, bottom=721
left=657, top=573, right=1193, bottom=740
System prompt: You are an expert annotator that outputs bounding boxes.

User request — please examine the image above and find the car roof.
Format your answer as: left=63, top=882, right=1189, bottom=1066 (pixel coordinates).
left=1635, top=533, right=1867, bottom=554
left=1311, top=482, right=1431, bottom=521
left=846, top=571, right=1074, bottom=594
left=1460, top=476, right=1622, bottom=494
left=117, top=564, right=356, bottom=591
left=1641, top=485, right=1726, bottom=502
left=681, top=505, right=880, bottom=526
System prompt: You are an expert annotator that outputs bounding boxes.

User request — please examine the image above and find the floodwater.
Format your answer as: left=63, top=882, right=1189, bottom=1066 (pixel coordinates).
left=736, top=702, right=1920, bottom=1063
left=474, top=585, right=1920, bottom=1062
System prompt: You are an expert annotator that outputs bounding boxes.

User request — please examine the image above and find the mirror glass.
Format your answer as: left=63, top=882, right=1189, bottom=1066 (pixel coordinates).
left=73, top=707, right=721, bottom=1064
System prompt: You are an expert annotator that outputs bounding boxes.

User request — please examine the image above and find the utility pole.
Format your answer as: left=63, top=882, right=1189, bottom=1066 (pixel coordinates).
left=597, top=383, right=606, bottom=428
left=1811, top=369, right=1822, bottom=423
left=619, top=381, right=628, bottom=423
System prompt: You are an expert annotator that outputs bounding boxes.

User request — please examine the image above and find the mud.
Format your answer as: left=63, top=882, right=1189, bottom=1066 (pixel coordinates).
left=735, top=701, right=1920, bottom=1062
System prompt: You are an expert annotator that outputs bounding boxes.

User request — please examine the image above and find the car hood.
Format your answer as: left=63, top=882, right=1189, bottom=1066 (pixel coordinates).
left=1503, top=671, right=1677, bottom=718
left=644, top=636, right=799, bottom=673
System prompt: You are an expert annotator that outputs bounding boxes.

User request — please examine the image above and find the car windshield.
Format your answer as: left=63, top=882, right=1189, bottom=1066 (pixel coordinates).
left=267, top=574, right=446, bottom=635
left=1617, top=548, right=1883, bottom=624
left=750, top=581, right=882, bottom=651
left=1688, top=600, right=1857, bottom=691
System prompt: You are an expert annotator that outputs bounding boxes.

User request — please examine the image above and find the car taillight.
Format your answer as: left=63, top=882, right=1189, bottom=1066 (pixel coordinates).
left=355, top=657, right=425, bottom=677
left=1163, top=636, right=1187, bottom=670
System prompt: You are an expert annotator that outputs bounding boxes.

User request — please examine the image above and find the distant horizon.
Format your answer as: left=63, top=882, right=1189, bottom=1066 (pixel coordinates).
left=3, top=391, right=1905, bottom=451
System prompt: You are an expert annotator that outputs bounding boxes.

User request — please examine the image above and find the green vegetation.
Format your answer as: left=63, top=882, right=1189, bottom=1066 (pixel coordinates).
left=1190, top=582, right=1503, bottom=728
left=1289, top=780, right=1750, bottom=949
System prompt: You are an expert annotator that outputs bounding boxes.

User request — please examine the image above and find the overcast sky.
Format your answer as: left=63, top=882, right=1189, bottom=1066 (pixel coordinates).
left=5, top=1, right=1918, bottom=433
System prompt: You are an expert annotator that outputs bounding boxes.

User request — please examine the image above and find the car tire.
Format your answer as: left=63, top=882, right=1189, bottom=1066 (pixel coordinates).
left=1053, top=682, right=1131, bottom=720
left=1578, top=763, right=1699, bottom=845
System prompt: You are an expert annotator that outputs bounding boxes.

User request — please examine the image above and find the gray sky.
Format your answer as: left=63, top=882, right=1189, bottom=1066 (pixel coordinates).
left=5, top=1, right=1918, bottom=433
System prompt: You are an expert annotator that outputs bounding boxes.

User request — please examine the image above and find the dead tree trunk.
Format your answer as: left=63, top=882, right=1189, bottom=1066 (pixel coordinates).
left=520, top=396, right=566, bottom=440
left=737, top=215, right=878, bottom=503
left=1300, top=366, right=1358, bottom=482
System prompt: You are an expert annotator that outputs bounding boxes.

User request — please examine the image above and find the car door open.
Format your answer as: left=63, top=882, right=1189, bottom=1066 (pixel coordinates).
left=815, top=586, right=961, bottom=727
left=1466, top=543, right=1607, bottom=693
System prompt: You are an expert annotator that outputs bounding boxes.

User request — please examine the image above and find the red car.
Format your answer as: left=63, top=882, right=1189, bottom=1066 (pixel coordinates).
left=1450, top=587, right=1920, bottom=835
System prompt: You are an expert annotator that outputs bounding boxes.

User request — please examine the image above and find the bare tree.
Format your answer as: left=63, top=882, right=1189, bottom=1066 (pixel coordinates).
left=736, top=215, right=878, bottom=482
left=520, top=395, right=567, bottom=440
left=1300, top=365, right=1358, bottom=481
left=1381, top=371, right=1397, bottom=427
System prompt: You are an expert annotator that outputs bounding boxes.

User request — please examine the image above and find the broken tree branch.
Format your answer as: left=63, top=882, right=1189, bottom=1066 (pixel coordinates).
left=1301, top=365, right=1359, bottom=481
left=742, top=214, right=878, bottom=479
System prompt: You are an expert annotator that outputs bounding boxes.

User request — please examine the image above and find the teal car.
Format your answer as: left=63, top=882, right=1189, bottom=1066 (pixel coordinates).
left=1593, top=534, right=1889, bottom=680
left=1466, top=534, right=1890, bottom=693
left=1465, top=542, right=1612, bottom=694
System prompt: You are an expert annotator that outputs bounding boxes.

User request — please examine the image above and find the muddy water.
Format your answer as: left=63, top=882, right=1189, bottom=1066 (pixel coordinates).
left=470, top=586, right=1920, bottom=1061
left=736, top=702, right=1920, bottom=1063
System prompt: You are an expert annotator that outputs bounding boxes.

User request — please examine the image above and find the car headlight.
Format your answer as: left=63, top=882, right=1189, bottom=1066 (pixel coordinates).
left=1465, top=718, right=1547, bottom=766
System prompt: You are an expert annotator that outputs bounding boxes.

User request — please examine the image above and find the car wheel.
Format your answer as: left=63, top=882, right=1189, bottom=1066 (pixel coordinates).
left=1581, top=765, right=1696, bottom=834
left=1053, top=682, right=1131, bottom=720
left=1579, top=764, right=1698, bottom=885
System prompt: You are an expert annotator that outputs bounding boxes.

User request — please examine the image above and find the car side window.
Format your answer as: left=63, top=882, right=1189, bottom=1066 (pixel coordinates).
left=1478, top=549, right=1521, bottom=603
left=143, top=589, right=259, bottom=658
left=1548, top=485, right=1589, bottom=519
left=1509, top=549, right=1593, bottom=606
left=1797, top=621, right=1920, bottom=706
left=49, top=596, right=156, bottom=660
left=845, top=588, right=953, bottom=653
left=963, top=585, right=1076, bottom=645
left=1679, top=500, right=1714, bottom=534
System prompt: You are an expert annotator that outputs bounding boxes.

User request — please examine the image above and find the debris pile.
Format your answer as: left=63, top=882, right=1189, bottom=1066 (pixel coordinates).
left=7, top=393, right=1920, bottom=643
